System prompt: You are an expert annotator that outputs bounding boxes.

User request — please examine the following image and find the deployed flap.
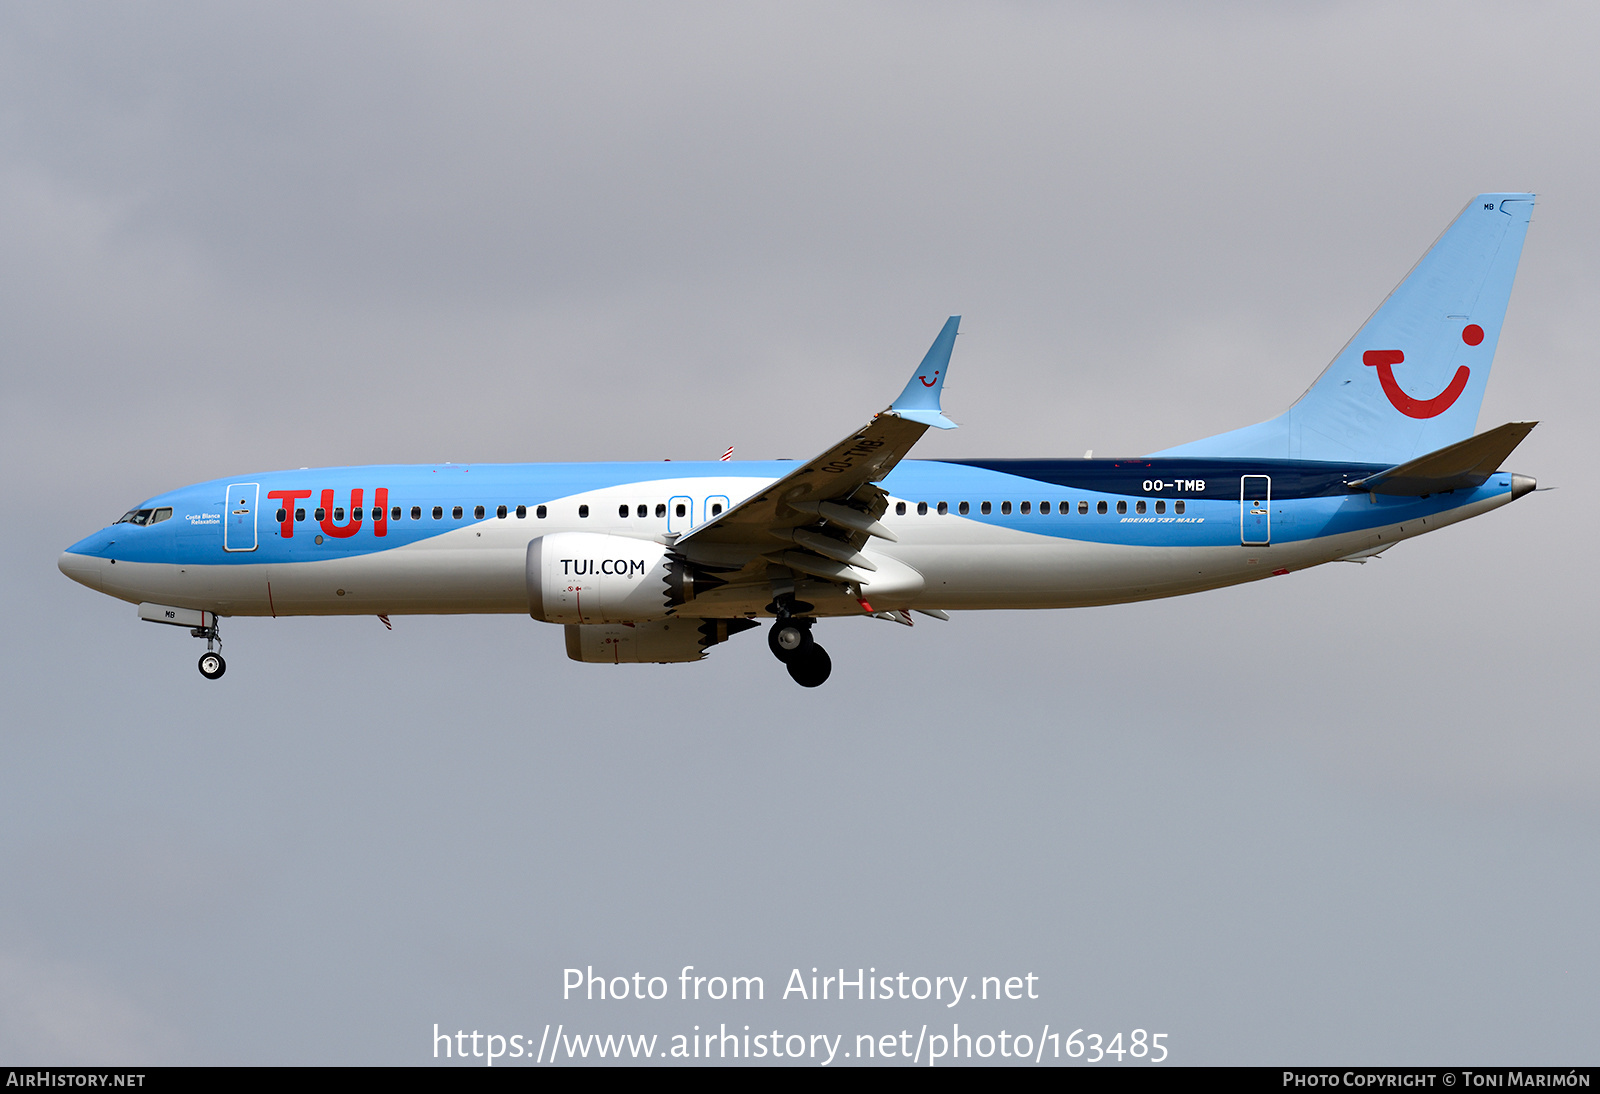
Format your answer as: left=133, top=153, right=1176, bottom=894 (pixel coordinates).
left=679, top=318, right=961, bottom=566
left=1347, top=420, right=1536, bottom=495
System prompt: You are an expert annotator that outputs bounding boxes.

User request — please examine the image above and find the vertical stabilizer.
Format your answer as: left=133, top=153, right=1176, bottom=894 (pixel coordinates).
left=1155, top=194, right=1534, bottom=463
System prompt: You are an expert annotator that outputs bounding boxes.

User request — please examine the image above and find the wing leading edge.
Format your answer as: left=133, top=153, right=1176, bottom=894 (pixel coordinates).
left=677, top=316, right=960, bottom=586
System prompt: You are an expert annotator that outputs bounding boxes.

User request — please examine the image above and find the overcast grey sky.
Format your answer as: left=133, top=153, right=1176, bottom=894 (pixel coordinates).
left=2, top=1, right=1596, bottom=1065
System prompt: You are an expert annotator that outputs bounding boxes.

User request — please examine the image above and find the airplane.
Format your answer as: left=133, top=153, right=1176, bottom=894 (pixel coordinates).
left=59, top=193, right=1539, bottom=687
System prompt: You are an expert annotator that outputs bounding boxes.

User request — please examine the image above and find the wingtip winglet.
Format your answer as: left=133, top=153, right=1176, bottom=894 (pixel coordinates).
left=890, top=315, right=960, bottom=428
left=887, top=407, right=958, bottom=429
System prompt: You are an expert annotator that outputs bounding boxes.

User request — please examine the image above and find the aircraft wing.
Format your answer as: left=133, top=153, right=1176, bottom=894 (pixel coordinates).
left=676, top=317, right=960, bottom=585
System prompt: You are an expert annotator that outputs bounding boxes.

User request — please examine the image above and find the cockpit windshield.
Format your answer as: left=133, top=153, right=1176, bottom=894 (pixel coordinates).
left=115, top=507, right=172, bottom=526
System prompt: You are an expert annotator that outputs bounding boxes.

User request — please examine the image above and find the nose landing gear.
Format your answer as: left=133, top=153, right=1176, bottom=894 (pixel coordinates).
left=192, top=618, right=225, bottom=680
left=768, top=615, right=832, bottom=688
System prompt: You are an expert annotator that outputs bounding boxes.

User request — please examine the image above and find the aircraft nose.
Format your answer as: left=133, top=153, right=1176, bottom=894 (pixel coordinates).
left=1511, top=473, right=1537, bottom=499
left=58, top=550, right=105, bottom=592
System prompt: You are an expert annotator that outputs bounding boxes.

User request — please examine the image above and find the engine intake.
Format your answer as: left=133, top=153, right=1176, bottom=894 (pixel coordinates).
left=527, top=532, right=676, bottom=624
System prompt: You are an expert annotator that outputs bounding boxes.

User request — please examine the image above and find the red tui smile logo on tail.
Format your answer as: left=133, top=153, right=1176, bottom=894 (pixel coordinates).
left=1362, top=326, right=1482, bottom=419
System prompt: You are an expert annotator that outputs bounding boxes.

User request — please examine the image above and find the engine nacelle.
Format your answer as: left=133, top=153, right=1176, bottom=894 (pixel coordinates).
left=527, top=532, right=677, bottom=624
left=564, top=619, right=706, bottom=663
left=564, top=617, right=761, bottom=664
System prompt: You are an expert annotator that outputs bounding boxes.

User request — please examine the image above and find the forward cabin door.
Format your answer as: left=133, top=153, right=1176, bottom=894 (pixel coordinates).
left=1240, top=475, right=1271, bottom=546
left=224, top=482, right=260, bottom=552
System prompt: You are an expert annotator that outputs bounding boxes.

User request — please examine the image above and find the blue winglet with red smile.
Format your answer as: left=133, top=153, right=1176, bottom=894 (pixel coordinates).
left=888, top=315, right=960, bottom=429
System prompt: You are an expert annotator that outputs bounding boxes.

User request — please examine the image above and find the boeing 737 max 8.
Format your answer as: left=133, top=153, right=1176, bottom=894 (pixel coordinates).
left=60, top=194, right=1540, bottom=687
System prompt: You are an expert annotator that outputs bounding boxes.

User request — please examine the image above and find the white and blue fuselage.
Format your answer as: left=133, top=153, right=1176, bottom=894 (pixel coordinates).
left=59, top=456, right=1526, bottom=617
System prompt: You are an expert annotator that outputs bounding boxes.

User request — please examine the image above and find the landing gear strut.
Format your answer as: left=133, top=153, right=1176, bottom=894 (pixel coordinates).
left=193, top=618, right=225, bottom=680
left=768, top=614, right=832, bottom=688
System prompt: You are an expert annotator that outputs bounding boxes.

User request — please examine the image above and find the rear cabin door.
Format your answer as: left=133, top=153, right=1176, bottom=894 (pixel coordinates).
left=1240, top=475, right=1271, bottom=546
left=224, top=482, right=260, bottom=552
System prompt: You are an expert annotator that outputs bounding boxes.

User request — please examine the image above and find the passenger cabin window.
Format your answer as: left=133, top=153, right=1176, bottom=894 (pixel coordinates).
left=1116, top=501, right=1127, bottom=514
left=1096, top=501, right=1107, bottom=514
left=536, top=505, right=547, bottom=518
left=1020, top=501, right=1031, bottom=515
left=619, top=504, right=629, bottom=518
left=334, top=508, right=346, bottom=521
left=917, top=502, right=928, bottom=515
left=937, top=501, right=948, bottom=515
left=1041, top=501, right=1052, bottom=514
left=1155, top=500, right=1166, bottom=514
left=453, top=506, right=464, bottom=519
left=352, top=508, right=363, bottom=520
left=896, top=502, right=906, bottom=516
left=1078, top=500, right=1088, bottom=515
left=1001, top=501, right=1012, bottom=515
left=1175, top=500, right=1186, bottom=515
left=980, top=501, right=991, bottom=515
left=711, top=502, right=723, bottom=516
left=432, top=506, right=443, bottom=520
left=637, top=504, right=648, bottom=518
left=579, top=505, right=590, bottom=518
left=674, top=503, right=686, bottom=518
left=275, top=508, right=287, bottom=522
left=515, top=505, right=526, bottom=518
left=655, top=503, right=666, bottom=518
left=958, top=501, right=970, bottom=515
left=474, top=505, right=485, bottom=519
left=296, top=508, right=306, bottom=522
left=1136, top=500, right=1146, bottom=514
left=316, top=508, right=327, bottom=521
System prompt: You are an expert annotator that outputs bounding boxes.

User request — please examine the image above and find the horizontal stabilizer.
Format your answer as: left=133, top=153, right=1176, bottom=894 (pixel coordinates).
left=1347, top=421, right=1536, bottom=496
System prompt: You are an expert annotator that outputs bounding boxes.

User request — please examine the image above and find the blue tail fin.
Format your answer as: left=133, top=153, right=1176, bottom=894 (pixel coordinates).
left=1154, top=194, right=1534, bottom=463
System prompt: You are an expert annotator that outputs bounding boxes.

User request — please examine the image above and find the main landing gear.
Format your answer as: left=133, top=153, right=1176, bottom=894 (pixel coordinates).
left=193, top=618, right=225, bottom=680
left=768, top=615, right=831, bottom=688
